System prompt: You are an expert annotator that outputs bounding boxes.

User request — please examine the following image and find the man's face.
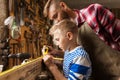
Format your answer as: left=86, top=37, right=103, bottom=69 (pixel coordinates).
left=48, top=4, right=69, bottom=24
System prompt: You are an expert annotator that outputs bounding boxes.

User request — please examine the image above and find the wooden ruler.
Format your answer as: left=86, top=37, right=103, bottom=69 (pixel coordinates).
left=0, top=57, right=43, bottom=80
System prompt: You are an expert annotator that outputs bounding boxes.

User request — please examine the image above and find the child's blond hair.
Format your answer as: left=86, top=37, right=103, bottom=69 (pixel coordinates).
left=49, top=19, right=78, bottom=37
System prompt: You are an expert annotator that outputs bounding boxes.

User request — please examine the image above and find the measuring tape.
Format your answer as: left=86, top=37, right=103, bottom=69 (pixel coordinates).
left=42, top=45, right=49, bottom=56
left=42, top=45, right=63, bottom=60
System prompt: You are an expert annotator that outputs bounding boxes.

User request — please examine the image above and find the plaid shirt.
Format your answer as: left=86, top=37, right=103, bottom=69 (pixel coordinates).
left=75, top=3, right=120, bottom=51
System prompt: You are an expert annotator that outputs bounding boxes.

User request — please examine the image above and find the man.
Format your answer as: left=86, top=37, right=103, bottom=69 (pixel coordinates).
left=43, top=0, right=120, bottom=51
left=43, top=0, right=120, bottom=80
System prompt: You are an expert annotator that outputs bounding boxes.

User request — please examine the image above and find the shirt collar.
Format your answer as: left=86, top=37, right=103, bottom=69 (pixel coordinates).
left=73, top=9, right=85, bottom=27
left=65, top=46, right=83, bottom=54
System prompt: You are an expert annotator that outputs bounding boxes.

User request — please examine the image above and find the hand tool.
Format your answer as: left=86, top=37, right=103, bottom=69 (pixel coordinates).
left=42, top=45, right=63, bottom=61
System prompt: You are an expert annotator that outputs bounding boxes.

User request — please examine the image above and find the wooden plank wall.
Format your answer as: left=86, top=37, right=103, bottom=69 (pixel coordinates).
left=7, top=0, right=51, bottom=69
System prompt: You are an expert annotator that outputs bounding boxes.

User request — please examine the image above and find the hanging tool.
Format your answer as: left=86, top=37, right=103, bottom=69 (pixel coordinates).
left=14, top=0, right=19, bottom=26
left=19, top=0, right=25, bottom=26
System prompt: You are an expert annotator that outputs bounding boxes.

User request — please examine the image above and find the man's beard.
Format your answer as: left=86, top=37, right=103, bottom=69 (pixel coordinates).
left=53, top=10, right=70, bottom=24
left=61, top=10, right=70, bottom=20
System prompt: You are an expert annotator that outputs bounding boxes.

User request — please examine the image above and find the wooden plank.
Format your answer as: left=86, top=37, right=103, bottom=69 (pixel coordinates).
left=0, top=57, right=43, bottom=80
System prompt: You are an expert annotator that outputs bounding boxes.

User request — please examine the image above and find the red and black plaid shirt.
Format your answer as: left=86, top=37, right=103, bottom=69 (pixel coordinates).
left=75, top=3, right=120, bottom=51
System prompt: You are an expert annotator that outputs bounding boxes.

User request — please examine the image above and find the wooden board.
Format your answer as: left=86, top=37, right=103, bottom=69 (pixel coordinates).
left=0, top=57, right=43, bottom=80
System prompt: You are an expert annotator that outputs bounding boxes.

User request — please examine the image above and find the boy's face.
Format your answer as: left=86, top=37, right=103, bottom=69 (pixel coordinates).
left=52, top=29, right=70, bottom=51
left=48, top=4, right=69, bottom=24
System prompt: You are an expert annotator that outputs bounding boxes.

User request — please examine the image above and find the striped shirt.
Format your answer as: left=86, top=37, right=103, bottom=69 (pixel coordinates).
left=63, top=46, right=91, bottom=80
left=74, top=3, right=120, bottom=51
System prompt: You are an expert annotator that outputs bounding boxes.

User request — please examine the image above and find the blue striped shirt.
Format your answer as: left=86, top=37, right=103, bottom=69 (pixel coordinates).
left=63, top=46, right=91, bottom=80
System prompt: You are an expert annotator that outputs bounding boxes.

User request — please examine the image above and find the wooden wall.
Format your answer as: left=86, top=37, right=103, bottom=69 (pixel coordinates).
left=0, top=0, right=52, bottom=69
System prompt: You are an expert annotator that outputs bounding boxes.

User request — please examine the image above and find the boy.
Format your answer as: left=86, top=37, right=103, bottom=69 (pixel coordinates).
left=43, top=19, right=91, bottom=80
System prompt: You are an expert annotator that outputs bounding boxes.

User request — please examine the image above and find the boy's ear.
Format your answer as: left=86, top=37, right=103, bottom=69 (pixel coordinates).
left=66, top=32, right=73, bottom=40
left=59, top=2, right=67, bottom=9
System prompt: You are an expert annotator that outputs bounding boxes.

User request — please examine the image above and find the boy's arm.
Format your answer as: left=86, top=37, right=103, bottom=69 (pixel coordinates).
left=68, top=56, right=91, bottom=80
left=43, top=55, right=66, bottom=80
left=48, top=64, right=67, bottom=80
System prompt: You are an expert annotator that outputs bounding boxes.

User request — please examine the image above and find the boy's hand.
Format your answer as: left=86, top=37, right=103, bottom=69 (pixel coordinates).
left=46, top=46, right=57, bottom=55
left=47, top=46, right=64, bottom=57
left=43, top=55, right=54, bottom=67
